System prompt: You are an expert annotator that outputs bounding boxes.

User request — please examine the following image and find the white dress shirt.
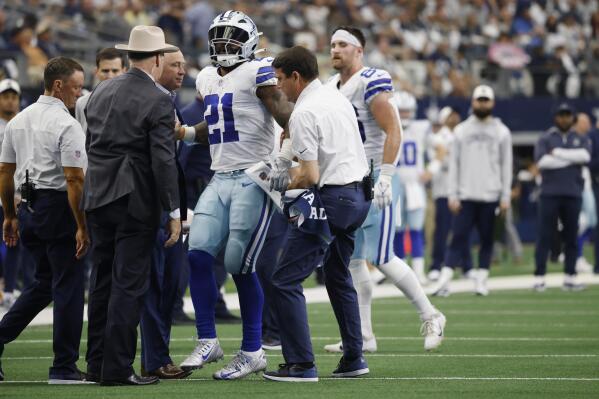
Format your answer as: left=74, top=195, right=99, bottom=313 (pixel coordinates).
left=290, top=79, right=368, bottom=188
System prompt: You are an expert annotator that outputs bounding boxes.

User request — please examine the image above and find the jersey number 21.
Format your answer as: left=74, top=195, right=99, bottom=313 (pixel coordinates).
left=204, top=93, right=239, bottom=145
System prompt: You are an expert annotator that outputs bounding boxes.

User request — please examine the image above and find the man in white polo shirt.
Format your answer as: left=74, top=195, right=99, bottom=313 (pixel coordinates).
left=264, top=46, right=371, bottom=382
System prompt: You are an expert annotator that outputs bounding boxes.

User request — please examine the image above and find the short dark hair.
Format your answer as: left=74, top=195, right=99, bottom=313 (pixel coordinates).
left=96, top=48, right=126, bottom=68
left=332, top=26, right=366, bottom=48
left=272, top=46, right=319, bottom=80
left=127, top=51, right=161, bottom=62
left=43, top=57, right=84, bottom=91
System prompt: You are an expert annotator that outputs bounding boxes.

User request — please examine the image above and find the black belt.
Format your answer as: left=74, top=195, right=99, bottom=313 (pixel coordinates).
left=322, top=181, right=363, bottom=189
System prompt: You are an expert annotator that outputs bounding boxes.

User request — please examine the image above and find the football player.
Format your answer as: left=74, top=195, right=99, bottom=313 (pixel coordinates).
left=392, top=91, right=430, bottom=286
left=323, top=26, right=445, bottom=353
left=177, top=10, right=292, bottom=380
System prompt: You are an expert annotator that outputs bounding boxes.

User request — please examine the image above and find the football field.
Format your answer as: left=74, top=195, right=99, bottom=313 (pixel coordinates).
left=1, top=286, right=598, bottom=398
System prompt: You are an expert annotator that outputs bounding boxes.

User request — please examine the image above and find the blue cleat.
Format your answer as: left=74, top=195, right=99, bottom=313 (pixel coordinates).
left=263, top=363, right=318, bottom=382
left=331, top=356, right=369, bottom=378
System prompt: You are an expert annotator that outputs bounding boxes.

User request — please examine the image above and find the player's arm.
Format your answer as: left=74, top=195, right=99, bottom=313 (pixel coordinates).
left=257, top=85, right=294, bottom=130
left=369, top=90, right=401, bottom=209
left=288, top=160, right=319, bottom=189
left=369, top=91, right=402, bottom=165
left=175, top=92, right=209, bottom=144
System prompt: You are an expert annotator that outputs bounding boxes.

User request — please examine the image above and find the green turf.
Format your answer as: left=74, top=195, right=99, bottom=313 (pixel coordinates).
left=1, top=286, right=598, bottom=398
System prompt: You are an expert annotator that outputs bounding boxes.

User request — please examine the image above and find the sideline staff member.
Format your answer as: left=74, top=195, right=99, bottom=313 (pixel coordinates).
left=83, top=26, right=180, bottom=386
left=0, top=57, right=88, bottom=383
left=264, top=46, right=371, bottom=382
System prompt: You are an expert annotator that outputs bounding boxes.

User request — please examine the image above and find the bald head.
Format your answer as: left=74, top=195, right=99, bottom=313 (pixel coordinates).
left=575, top=112, right=591, bottom=136
left=158, top=50, right=186, bottom=91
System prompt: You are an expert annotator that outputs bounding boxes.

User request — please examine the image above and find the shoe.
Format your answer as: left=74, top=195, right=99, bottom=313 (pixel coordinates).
left=142, top=363, right=191, bottom=379
left=421, top=312, right=446, bottom=351
left=100, top=373, right=159, bottom=386
left=324, top=336, right=377, bottom=353
left=263, top=363, right=318, bottom=382
left=474, top=273, right=489, bottom=297
left=432, top=287, right=450, bottom=297
left=0, top=292, right=16, bottom=309
left=215, top=311, right=242, bottom=324
left=427, top=269, right=440, bottom=282
left=563, top=274, right=585, bottom=292
left=331, top=356, right=369, bottom=378
left=576, top=257, right=593, bottom=273
left=213, top=350, right=267, bottom=380
left=180, top=338, right=224, bottom=371
left=262, top=336, right=282, bottom=351
left=49, top=369, right=96, bottom=385
left=172, top=312, right=195, bottom=326
left=533, top=282, right=546, bottom=292
left=85, top=371, right=101, bottom=383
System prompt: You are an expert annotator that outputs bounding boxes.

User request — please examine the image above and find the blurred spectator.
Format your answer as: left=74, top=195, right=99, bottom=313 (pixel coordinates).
left=36, top=19, right=62, bottom=60
left=184, top=0, right=215, bottom=51
left=123, top=0, right=154, bottom=27
left=157, top=0, right=185, bottom=46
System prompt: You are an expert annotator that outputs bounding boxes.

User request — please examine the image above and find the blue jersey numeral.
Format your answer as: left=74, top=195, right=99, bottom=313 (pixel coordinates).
left=360, top=68, right=376, bottom=78
left=397, top=141, right=417, bottom=166
left=352, top=105, right=366, bottom=143
left=204, top=93, right=239, bottom=145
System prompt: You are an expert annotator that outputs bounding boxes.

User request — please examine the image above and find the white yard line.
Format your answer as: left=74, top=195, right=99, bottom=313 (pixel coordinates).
left=1, top=273, right=598, bottom=327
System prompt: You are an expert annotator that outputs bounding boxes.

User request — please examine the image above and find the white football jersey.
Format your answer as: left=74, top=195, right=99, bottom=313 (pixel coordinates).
left=396, top=119, right=430, bottom=183
left=327, top=67, right=394, bottom=169
left=196, top=58, right=277, bottom=172
left=427, top=126, right=454, bottom=198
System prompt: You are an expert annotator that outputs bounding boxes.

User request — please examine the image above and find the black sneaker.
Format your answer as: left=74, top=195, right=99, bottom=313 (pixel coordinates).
left=261, top=336, right=282, bottom=351
left=263, top=363, right=318, bottom=382
left=331, top=356, right=369, bottom=378
left=49, top=369, right=96, bottom=385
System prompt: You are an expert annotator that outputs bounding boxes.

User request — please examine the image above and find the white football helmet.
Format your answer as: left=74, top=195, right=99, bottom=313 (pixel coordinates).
left=208, top=10, right=261, bottom=68
left=392, top=91, right=417, bottom=122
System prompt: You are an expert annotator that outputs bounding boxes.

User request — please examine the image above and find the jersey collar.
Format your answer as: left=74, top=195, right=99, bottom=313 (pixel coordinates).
left=37, top=95, right=69, bottom=113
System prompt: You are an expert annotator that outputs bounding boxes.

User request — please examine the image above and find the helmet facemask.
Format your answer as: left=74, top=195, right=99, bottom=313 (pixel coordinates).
left=208, top=12, right=260, bottom=68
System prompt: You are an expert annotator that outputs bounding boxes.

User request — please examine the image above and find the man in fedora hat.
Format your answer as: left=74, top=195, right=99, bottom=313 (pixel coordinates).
left=83, top=25, right=181, bottom=386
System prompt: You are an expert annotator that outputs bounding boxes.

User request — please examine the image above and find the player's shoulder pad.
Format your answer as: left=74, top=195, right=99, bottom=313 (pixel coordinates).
left=360, top=67, right=393, bottom=103
left=250, top=57, right=277, bottom=86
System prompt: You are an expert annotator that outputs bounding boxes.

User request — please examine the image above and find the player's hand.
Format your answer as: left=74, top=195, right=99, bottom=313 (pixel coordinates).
left=165, top=217, right=181, bottom=248
left=75, top=227, right=90, bottom=259
left=2, top=216, right=19, bottom=247
left=499, top=199, right=510, bottom=215
left=269, top=157, right=292, bottom=192
left=449, top=199, right=461, bottom=214
left=420, top=170, right=433, bottom=183
left=374, top=174, right=392, bottom=209
left=373, top=164, right=394, bottom=210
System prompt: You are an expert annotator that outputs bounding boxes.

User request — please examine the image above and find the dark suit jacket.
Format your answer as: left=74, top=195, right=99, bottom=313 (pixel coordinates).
left=83, top=67, right=179, bottom=225
left=588, top=129, right=599, bottom=186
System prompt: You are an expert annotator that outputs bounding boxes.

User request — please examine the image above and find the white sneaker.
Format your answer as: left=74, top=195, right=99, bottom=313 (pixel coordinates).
left=563, top=274, right=585, bottom=292
left=180, top=338, right=224, bottom=371
left=323, top=336, right=377, bottom=353
left=430, top=267, right=453, bottom=296
left=421, top=312, right=446, bottom=351
left=474, top=270, right=489, bottom=296
left=0, top=292, right=16, bottom=309
left=213, top=350, right=267, bottom=380
left=576, top=257, right=593, bottom=273
left=427, top=269, right=440, bottom=282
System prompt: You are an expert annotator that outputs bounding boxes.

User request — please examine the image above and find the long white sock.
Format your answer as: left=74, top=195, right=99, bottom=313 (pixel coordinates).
left=378, top=257, right=436, bottom=320
left=349, top=259, right=375, bottom=340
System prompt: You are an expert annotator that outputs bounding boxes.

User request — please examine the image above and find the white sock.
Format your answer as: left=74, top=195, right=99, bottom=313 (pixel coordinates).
left=349, top=259, right=375, bottom=340
left=478, top=268, right=489, bottom=281
left=378, top=257, right=436, bottom=320
left=242, top=349, right=263, bottom=358
left=438, top=266, right=454, bottom=288
left=412, top=257, right=425, bottom=276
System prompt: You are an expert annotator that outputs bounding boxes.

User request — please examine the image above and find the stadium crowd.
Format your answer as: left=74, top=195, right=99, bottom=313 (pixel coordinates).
left=1, top=0, right=599, bottom=98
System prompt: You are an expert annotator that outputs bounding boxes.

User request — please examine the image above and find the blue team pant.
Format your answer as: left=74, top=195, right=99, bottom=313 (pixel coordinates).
left=271, top=184, right=370, bottom=364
